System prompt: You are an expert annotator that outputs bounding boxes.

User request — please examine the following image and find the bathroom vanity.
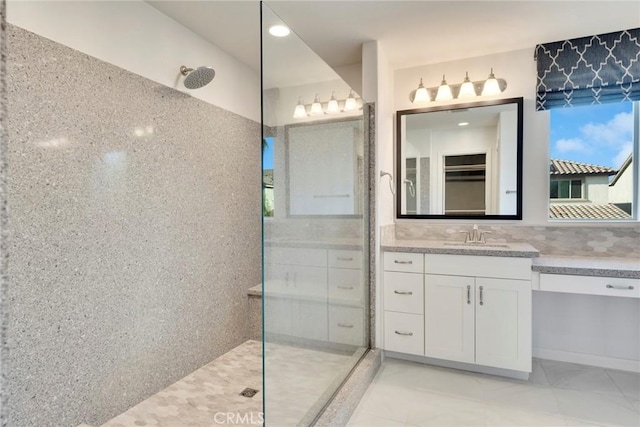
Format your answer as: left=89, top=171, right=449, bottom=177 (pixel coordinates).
left=382, top=241, right=538, bottom=377
left=381, top=236, right=640, bottom=377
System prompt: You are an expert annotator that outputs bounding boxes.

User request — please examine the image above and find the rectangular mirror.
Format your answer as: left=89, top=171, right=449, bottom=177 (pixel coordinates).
left=397, top=97, right=523, bottom=219
left=285, top=118, right=364, bottom=216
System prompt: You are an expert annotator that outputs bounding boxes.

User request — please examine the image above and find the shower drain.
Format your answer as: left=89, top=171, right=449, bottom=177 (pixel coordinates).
left=240, top=388, right=259, bottom=398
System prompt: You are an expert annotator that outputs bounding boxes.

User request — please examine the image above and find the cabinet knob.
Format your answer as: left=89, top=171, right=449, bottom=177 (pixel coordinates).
left=394, top=330, right=414, bottom=336
left=394, top=290, right=413, bottom=295
left=338, top=285, right=355, bottom=290
left=338, top=323, right=354, bottom=329
left=394, top=260, right=413, bottom=265
left=479, top=286, right=484, bottom=305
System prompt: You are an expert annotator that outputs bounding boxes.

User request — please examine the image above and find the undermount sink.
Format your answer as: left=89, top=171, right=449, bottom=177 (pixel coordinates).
left=444, top=242, right=510, bottom=248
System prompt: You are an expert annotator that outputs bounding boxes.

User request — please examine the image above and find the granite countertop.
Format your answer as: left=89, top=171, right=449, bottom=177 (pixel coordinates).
left=532, top=256, right=640, bottom=279
left=382, top=238, right=540, bottom=258
left=264, top=238, right=364, bottom=250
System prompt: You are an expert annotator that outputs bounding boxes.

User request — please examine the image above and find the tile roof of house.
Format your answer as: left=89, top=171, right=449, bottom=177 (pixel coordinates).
left=550, top=203, right=631, bottom=219
left=550, top=159, right=616, bottom=175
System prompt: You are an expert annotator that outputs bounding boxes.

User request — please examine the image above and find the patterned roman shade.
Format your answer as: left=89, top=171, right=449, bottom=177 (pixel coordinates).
left=536, top=28, right=640, bottom=110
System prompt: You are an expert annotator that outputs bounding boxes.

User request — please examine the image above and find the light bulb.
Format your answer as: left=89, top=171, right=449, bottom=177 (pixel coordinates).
left=457, top=72, right=476, bottom=99
left=326, top=92, right=340, bottom=114
left=481, top=68, right=501, bottom=96
left=413, top=78, right=430, bottom=103
left=293, top=98, right=307, bottom=119
left=435, top=75, right=453, bottom=101
left=344, top=90, right=358, bottom=111
left=310, top=94, right=323, bottom=116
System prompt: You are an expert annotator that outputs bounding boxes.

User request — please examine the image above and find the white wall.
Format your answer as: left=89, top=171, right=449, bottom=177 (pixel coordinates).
left=585, top=176, right=611, bottom=204
left=394, top=49, right=550, bottom=224
left=609, top=161, right=634, bottom=204
left=7, top=0, right=260, bottom=122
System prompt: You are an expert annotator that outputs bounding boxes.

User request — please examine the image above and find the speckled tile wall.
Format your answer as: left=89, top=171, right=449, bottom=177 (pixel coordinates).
left=0, top=2, right=7, bottom=426
left=6, top=24, right=261, bottom=427
left=393, top=224, right=640, bottom=258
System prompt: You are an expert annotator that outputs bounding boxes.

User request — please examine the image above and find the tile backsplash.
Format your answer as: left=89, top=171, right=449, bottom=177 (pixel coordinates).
left=392, top=224, right=640, bottom=258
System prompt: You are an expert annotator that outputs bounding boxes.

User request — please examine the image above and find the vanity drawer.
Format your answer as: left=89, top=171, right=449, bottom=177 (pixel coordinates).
left=266, top=247, right=327, bottom=267
left=384, top=311, right=424, bottom=356
left=384, top=252, right=424, bottom=273
left=383, top=272, right=424, bottom=314
left=328, top=249, right=363, bottom=269
left=328, top=268, right=364, bottom=305
left=329, top=306, right=365, bottom=346
left=424, top=254, right=531, bottom=280
left=539, top=274, right=640, bottom=298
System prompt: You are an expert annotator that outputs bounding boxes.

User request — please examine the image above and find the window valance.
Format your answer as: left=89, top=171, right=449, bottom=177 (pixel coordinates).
left=536, top=28, right=640, bottom=110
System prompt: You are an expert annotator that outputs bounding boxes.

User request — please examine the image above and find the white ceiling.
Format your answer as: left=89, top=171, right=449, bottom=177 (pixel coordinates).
left=148, top=1, right=640, bottom=82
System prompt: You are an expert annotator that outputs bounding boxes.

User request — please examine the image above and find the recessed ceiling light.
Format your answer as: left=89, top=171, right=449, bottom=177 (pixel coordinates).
left=458, top=122, right=469, bottom=126
left=268, top=25, right=290, bottom=37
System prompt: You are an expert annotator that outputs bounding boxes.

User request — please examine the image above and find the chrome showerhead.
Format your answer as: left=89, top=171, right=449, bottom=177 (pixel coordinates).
left=180, top=65, right=216, bottom=89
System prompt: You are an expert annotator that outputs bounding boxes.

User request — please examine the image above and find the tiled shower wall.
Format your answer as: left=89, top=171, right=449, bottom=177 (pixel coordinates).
left=6, top=24, right=261, bottom=427
left=392, top=224, right=640, bottom=258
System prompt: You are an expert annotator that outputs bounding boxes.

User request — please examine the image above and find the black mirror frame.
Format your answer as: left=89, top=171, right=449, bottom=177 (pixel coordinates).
left=396, top=97, right=524, bottom=220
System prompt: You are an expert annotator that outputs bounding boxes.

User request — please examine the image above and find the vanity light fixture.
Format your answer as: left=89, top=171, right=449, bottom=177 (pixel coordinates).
left=310, top=94, right=324, bottom=116
left=481, top=68, right=501, bottom=96
left=435, top=75, right=454, bottom=101
left=413, top=78, right=430, bottom=103
left=458, top=122, right=469, bottom=126
left=293, top=97, right=307, bottom=119
left=326, top=92, right=340, bottom=114
left=268, top=25, right=290, bottom=37
left=409, top=69, right=507, bottom=103
left=344, top=90, right=358, bottom=111
left=457, top=72, right=476, bottom=99
left=292, top=91, right=362, bottom=119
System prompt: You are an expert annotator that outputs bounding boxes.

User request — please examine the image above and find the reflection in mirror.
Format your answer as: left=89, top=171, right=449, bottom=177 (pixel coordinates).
left=286, top=119, right=364, bottom=216
left=397, top=98, right=523, bottom=219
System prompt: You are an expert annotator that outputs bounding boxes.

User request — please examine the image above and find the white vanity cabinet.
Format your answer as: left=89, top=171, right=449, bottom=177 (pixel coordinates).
left=424, top=254, right=532, bottom=373
left=383, top=251, right=533, bottom=375
left=264, top=247, right=328, bottom=340
left=383, top=252, right=425, bottom=356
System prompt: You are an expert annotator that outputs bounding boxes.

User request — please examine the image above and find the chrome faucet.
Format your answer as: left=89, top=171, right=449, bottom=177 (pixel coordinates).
left=460, top=224, right=491, bottom=244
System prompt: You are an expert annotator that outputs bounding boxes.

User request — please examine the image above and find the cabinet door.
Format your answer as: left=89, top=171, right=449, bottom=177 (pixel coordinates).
left=475, top=278, right=531, bottom=372
left=424, top=274, right=475, bottom=363
left=290, top=265, right=328, bottom=301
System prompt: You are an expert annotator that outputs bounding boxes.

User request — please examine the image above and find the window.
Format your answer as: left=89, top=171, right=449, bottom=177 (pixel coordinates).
left=550, top=179, right=582, bottom=199
left=263, top=137, right=274, bottom=217
left=549, top=102, right=637, bottom=220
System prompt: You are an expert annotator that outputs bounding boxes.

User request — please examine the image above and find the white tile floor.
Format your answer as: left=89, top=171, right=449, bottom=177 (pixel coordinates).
left=347, top=358, right=640, bottom=427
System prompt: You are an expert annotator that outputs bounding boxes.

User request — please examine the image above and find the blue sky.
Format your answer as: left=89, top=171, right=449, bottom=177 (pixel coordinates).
left=263, top=137, right=274, bottom=170
left=550, top=103, right=634, bottom=169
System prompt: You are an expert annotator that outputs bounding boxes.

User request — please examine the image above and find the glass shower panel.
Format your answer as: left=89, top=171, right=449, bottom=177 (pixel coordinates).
left=261, top=4, right=369, bottom=425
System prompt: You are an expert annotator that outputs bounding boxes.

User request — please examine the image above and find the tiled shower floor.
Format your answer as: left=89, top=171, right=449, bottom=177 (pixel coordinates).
left=101, top=340, right=355, bottom=427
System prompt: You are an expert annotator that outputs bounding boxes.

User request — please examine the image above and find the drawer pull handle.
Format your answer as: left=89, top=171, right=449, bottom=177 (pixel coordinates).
left=337, top=257, right=354, bottom=261
left=394, top=260, right=413, bottom=265
left=394, top=330, right=413, bottom=336
left=394, top=290, right=413, bottom=295
left=479, top=286, right=484, bottom=306
left=467, top=285, right=471, bottom=305
left=606, top=284, right=634, bottom=290
left=338, top=285, right=355, bottom=290
left=338, top=323, right=354, bottom=328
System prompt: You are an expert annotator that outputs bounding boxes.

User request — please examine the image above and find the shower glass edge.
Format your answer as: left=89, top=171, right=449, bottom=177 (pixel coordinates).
left=260, top=2, right=370, bottom=425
